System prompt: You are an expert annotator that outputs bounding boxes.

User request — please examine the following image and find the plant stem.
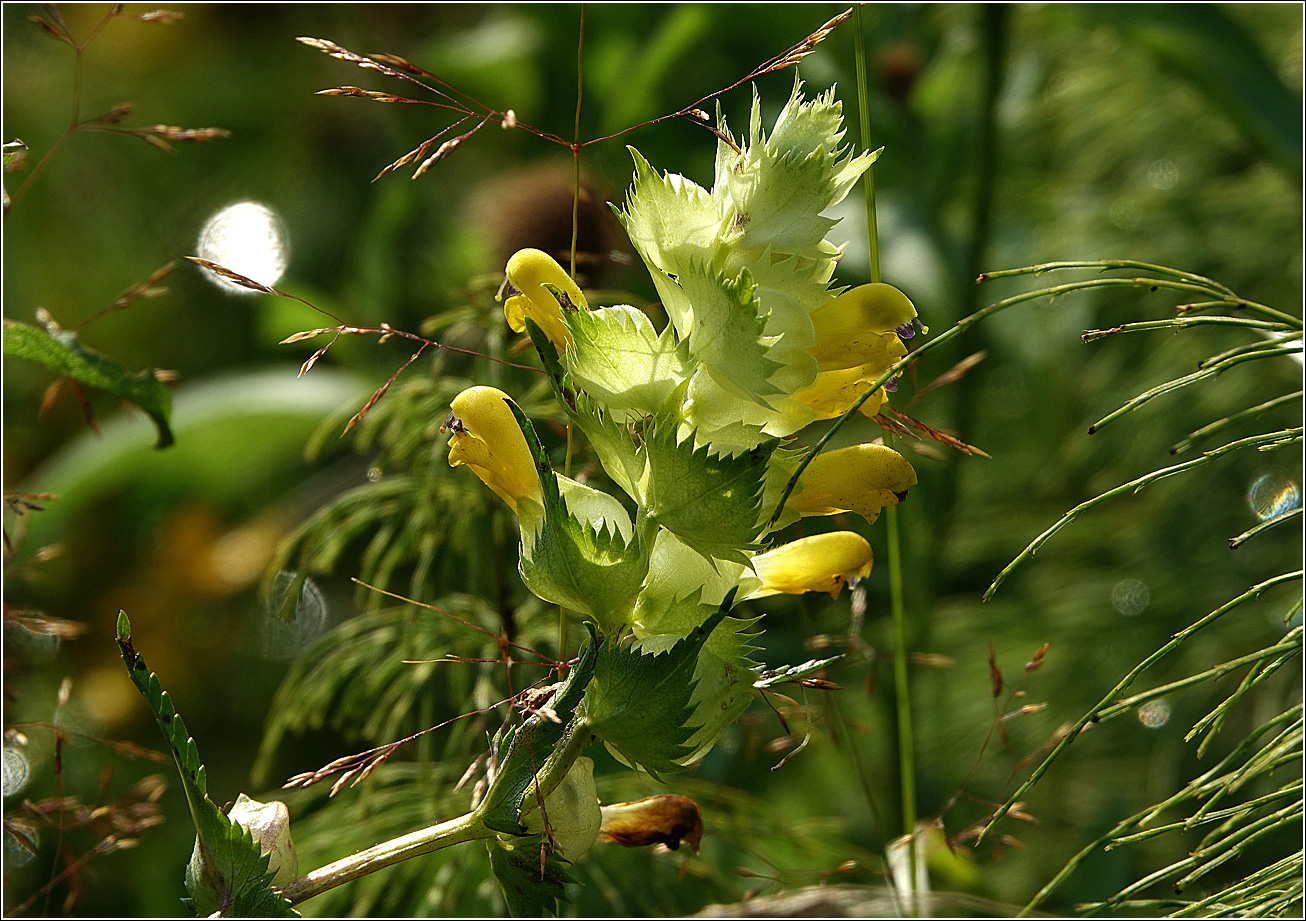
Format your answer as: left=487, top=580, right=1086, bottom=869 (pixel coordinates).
left=279, top=810, right=493, bottom=906
left=570, top=4, right=585, bottom=278
left=981, top=569, right=1304, bottom=853
left=855, top=7, right=917, bottom=913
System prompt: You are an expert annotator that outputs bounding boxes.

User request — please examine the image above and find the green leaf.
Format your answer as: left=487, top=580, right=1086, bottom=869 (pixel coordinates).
left=5, top=318, right=174, bottom=448
left=507, top=401, right=652, bottom=635
left=585, top=591, right=734, bottom=779
left=642, top=423, right=775, bottom=564
left=616, top=146, right=725, bottom=288
left=479, top=630, right=598, bottom=837
left=675, top=261, right=784, bottom=404
left=115, top=612, right=293, bottom=917
left=487, top=835, right=572, bottom=918
left=718, top=80, right=877, bottom=261
left=563, top=305, right=688, bottom=422
left=526, top=317, right=647, bottom=503
left=632, top=590, right=762, bottom=759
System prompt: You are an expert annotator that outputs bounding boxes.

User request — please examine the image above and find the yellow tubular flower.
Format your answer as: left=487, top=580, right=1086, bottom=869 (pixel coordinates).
left=789, top=443, right=918, bottom=524
left=790, top=356, right=904, bottom=420
left=501, top=248, right=587, bottom=350
left=744, top=531, right=873, bottom=600
left=442, top=386, right=542, bottom=514
left=808, top=283, right=917, bottom=372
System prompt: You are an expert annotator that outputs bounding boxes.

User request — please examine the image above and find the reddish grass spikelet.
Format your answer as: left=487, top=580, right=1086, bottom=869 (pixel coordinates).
left=342, top=344, right=429, bottom=436
left=987, top=642, right=1003, bottom=698
left=29, top=14, right=73, bottom=45
left=316, top=86, right=412, bottom=104
left=87, top=103, right=134, bottom=125
left=185, top=256, right=274, bottom=294
left=413, top=114, right=491, bottom=179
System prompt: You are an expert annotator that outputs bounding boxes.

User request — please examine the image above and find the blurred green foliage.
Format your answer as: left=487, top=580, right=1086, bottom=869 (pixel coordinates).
left=3, top=3, right=1300, bottom=917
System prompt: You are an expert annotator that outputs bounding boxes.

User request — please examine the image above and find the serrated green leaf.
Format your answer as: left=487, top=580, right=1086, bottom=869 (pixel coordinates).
left=507, top=401, right=651, bottom=634
left=563, top=305, right=688, bottom=422
left=631, top=590, right=761, bottom=760
left=585, top=593, right=733, bottom=779
left=115, top=612, right=293, bottom=917
left=641, top=424, right=775, bottom=564
left=5, top=318, right=174, bottom=448
left=526, top=317, right=646, bottom=503
left=487, top=835, right=572, bottom=918
left=479, top=631, right=598, bottom=836
left=617, top=146, right=724, bottom=280
left=718, top=79, right=877, bottom=261
left=675, top=261, right=784, bottom=404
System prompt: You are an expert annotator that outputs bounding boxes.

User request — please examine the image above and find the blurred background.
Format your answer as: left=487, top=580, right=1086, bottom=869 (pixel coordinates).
left=3, top=3, right=1301, bottom=916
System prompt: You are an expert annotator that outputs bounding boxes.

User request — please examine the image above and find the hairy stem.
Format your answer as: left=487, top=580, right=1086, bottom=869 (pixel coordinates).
left=279, top=810, right=493, bottom=906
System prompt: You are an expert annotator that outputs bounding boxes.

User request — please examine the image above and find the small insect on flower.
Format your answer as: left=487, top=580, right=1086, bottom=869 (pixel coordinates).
left=442, top=386, right=542, bottom=513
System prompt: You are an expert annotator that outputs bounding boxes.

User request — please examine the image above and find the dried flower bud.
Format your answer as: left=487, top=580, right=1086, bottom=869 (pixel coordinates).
left=598, top=794, right=703, bottom=853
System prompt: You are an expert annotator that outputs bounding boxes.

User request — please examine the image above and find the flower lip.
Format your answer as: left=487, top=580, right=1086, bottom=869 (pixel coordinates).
left=444, top=386, right=542, bottom=513
left=895, top=322, right=916, bottom=339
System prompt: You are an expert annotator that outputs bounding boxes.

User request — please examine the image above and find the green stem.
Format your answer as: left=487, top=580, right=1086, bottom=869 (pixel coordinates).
left=1171, top=390, right=1302, bottom=455
left=980, top=570, right=1304, bottom=853
left=570, top=4, right=585, bottom=278
left=984, top=429, right=1303, bottom=601
left=978, top=260, right=1239, bottom=298
left=280, top=810, right=493, bottom=906
left=856, top=7, right=916, bottom=913
left=855, top=5, right=880, bottom=286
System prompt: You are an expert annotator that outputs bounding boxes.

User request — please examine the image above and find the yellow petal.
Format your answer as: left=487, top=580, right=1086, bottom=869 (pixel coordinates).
left=789, top=444, right=917, bottom=524
left=790, top=358, right=904, bottom=420
left=442, top=386, right=542, bottom=513
left=808, top=283, right=916, bottom=372
left=501, top=248, right=585, bottom=349
left=745, top=531, right=873, bottom=599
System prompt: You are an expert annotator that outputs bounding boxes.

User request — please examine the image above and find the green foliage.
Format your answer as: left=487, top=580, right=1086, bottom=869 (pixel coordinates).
left=640, top=423, right=774, bottom=565
left=585, top=596, right=732, bottom=779
left=486, top=835, right=573, bottom=918
left=564, top=305, right=687, bottom=421
left=509, top=401, right=652, bottom=635
left=4, top=317, right=174, bottom=448
left=970, top=263, right=1302, bottom=917
left=479, top=631, right=598, bottom=837
left=115, top=612, right=293, bottom=917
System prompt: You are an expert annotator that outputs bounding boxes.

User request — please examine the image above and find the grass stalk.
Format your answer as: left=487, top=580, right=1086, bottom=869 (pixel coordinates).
left=855, top=7, right=917, bottom=913
left=983, top=570, right=1303, bottom=853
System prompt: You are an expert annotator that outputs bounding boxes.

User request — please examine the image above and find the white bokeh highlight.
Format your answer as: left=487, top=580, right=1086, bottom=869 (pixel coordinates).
left=196, top=201, right=288, bottom=294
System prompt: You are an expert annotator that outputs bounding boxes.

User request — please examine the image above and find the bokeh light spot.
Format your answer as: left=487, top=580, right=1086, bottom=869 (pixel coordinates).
left=261, top=571, right=328, bottom=660
left=3, top=746, right=30, bottom=799
left=1138, top=699, right=1171, bottom=729
left=196, top=201, right=288, bottom=294
left=1247, top=473, right=1300, bottom=522
left=1112, top=578, right=1150, bottom=617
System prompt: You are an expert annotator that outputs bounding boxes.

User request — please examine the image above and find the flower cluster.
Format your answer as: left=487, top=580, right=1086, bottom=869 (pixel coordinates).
left=443, top=81, right=920, bottom=774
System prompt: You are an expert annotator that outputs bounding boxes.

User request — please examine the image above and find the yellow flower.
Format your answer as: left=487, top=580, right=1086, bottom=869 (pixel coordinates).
left=791, top=360, right=902, bottom=421
left=789, top=443, right=917, bottom=524
left=745, top=531, right=873, bottom=599
left=790, top=283, right=918, bottom=420
left=442, top=386, right=542, bottom=513
left=501, top=248, right=587, bottom=350
left=808, top=282, right=917, bottom=372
